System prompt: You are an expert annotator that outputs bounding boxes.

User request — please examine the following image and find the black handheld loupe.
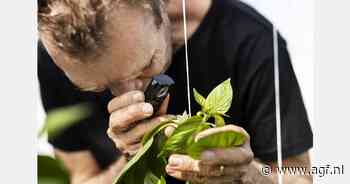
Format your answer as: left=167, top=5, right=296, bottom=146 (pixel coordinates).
left=144, top=74, right=175, bottom=113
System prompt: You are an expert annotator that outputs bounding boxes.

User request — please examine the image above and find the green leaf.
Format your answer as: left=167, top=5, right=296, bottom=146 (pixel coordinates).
left=214, top=114, right=225, bottom=127
left=38, top=155, right=69, bottom=184
left=112, top=78, right=239, bottom=183
left=114, top=137, right=155, bottom=184
left=114, top=132, right=168, bottom=184
left=142, top=120, right=175, bottom=145
left=157, top=176, right=166, bottom=184
left=204, top=78, right=233, bottom=115
left=115, top=117, right=174, bottom=184
left=158, top=116, right=210, bottom=158
left=144, top=171, right=160, bottom=184
left=39, top=103, right=91, bottom=138
left=193, top=88, right=206, bottom=107
left=144, top=172, right=167, bottom=184
left=173, top=111, right=190, bottom=124
left=187, top=130, right=246, bottom=159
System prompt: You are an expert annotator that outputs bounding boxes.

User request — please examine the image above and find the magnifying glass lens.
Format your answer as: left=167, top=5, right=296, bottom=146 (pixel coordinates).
left=157, top=87, right=169, bottom=98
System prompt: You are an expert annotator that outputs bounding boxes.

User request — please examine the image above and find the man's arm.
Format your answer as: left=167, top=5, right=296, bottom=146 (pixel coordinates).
left=55, top=149, right=127, bottom=184
left=271, top=151, right=313, bottom=183
left=250, top=151, right=312, bottom=184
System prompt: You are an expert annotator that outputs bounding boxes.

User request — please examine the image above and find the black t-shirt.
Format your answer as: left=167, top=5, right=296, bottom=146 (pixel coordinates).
left=38, top=0, right=313, bottom=182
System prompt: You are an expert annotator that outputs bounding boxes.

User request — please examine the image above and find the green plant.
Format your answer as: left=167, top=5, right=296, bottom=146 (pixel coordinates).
left=38, top=103, right=91, bottom=184
left=114, top=78, right=247, bottom=184
left=38, top=155, right=70, bottom=184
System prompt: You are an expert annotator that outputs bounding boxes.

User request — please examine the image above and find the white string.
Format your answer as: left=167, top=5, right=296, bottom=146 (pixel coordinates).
left=181, top=0, right=192, bottom=116
left=180, top=1, right=283, bottom=183
left=181, top=2, right=283, bottom=184
left=273, top=25, right=283, bottom=184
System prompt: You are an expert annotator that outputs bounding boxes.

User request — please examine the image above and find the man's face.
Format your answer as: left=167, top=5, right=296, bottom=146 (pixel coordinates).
left=42, top=1, right=172, bottom=96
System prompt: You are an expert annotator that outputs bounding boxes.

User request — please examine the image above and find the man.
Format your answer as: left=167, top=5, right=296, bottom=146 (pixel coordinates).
left=38, top=0, right=313, bottom=183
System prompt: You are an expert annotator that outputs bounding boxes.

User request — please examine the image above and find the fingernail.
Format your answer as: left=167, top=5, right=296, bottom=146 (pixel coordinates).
left=158, top=117, right=168, bottom=122
left=164, top=126, right=175, bottom=137
left=169, top=156, right=183, bottom=167
left=143, top=103, right=153, bottom=114
left=201, top=151, right=216, bottom=160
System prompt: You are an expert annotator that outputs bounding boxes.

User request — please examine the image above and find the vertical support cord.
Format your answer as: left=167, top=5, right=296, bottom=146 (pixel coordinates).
left=181, top=3, right=283, bottom=184
left=181, top=0, right=192, bottom=116
left=182, top=2, right=283, bottom=183
left=273, top=25, right=283, bottom=184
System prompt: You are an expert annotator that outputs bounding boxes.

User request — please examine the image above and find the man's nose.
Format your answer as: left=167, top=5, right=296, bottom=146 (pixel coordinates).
left=109, top=79, right=144, bottom=96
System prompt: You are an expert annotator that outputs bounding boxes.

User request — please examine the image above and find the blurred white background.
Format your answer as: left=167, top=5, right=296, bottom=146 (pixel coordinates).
left=37, top=0, right=315, bottom=155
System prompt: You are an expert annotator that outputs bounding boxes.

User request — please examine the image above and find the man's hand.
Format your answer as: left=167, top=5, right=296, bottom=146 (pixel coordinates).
left=107, top=90, right=170, bottom=156
left=165, top=124, right=265, bottom=184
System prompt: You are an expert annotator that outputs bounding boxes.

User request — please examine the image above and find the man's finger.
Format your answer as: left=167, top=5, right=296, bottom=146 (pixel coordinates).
left=109, top=102, right=153, bottom=131
left=165, top=169, right=206, bottom=183
left=165, top=168, right=241, bottom=184
left=166, top=154, right=248, bottom=178
left=164, top=125, right=175, bottom=137
left=167, top=154, right=200, bottom=172
left=200, top=147, right=254, bottom=166
left=107, top=129, right=128, bottom=150
left=118, top=115, right=171, bottom=144
left=107, top=90, right=144, bottom=113
left=123, top=143, right=142, bottom=156
left=166, top=157, right=221, bottom=177
left=195, top=124, right=250, bottom=142
left=208, top=165, right=248, bottom=178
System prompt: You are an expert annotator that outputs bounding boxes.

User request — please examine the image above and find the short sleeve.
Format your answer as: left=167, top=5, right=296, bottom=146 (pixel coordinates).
left=233, top=31, right=313, bottom=162
left=38, top=42, right=90, bottom=151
